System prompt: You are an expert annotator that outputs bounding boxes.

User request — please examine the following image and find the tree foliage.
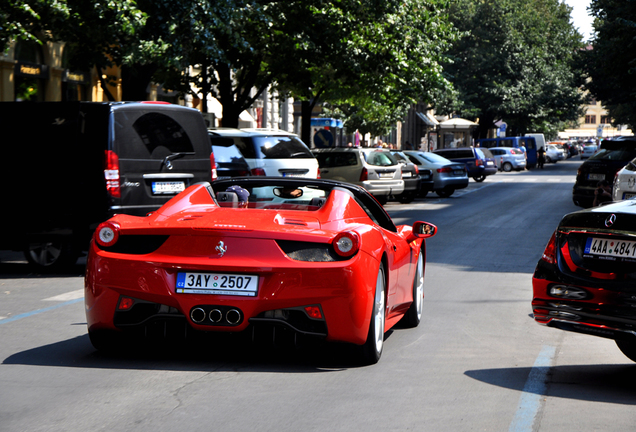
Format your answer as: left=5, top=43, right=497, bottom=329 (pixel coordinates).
left=584, top=0, right=636, bottom=130
left=441, top=0, right=585, bottom=138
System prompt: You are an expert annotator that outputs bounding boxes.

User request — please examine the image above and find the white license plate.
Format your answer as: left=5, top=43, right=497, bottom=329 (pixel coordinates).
left=379, top=172, right=394, bottom=178
left=487, top=161, right=494, bottom=166
left=588, top=173, right=605, bottom=181
left=584, top=237, right=636, bottom=260
left=624, top=192, right=636, bottom=200
left=152, top=181, right=185, bottom=194
left=176, top=272, right=259, bottom=296
left=453, top=170, right=464, bottom=175
left=402, top=172, right=412, bottom=178
left=282, top=172, right=305, bottom=177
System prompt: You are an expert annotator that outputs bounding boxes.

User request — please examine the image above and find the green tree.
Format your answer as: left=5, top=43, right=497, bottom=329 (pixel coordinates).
left=441, top=0, right=585, bottom=138
left=0, top=1, right=68, bottom=52
left=584, top=0, right=636, bottom=130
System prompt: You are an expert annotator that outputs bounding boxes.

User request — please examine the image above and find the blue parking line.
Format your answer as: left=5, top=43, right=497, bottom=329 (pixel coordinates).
left=509, top=345, right=556, bottom=432
left=0, top=298, right=83, bottom=325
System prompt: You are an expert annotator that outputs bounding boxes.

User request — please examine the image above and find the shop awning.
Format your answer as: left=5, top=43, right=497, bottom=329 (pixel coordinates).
left=416, top=112, right=439, bottom=127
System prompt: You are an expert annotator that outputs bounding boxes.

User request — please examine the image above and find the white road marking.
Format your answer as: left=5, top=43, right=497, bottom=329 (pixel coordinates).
left=43, top=289, right=84, bottom=302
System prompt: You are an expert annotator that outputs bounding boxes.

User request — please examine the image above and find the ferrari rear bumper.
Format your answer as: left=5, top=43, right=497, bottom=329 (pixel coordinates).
left=85, top=243, right=380, bottom=345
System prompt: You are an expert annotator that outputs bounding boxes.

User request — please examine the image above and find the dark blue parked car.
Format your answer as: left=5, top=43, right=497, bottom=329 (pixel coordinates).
left=433, top=147, right=497, bottom=182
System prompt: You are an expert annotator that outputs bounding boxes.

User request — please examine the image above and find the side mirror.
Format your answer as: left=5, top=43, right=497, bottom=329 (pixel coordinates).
left=406, top=221, right=437, bottom=242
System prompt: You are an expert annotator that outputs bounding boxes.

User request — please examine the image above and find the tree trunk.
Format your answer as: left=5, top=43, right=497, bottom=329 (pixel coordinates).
left=121, top=64, right=157, bottom=101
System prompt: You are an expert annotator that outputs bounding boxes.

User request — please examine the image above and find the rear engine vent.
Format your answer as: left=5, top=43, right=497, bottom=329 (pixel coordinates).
left=276, top=240, right=348, bottom=262
left=97, top=235, right=169, bottom=254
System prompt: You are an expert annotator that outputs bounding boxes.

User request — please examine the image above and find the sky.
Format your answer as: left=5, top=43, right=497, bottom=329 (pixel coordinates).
left=563, top=0, right=594, bottom=41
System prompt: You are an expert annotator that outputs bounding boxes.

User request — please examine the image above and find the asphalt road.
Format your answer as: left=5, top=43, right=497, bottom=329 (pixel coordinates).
left=1, top=158, right=635, bottom=432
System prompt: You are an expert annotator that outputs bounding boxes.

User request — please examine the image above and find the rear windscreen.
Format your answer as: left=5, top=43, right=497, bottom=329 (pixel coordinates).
left=364, top=151, right=398, bottom=166
left=252, top=136, right=314, bottom=159
left=114, top=108, right=208, bottom=158
left=589, top=146, right=636, bottom=161
left=210, top=138, right=246, bottom=163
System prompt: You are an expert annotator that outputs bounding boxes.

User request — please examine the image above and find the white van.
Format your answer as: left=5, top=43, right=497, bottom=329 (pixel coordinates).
left=525, top=133, right=546, bottom=150
left=208, top=128, right=319, bottom=178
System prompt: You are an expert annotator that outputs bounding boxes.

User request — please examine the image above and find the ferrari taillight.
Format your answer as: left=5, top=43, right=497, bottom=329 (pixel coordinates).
left=541, top=230, right=557, bottom=264
left=96, top=221, right=120, bottom=247
left=210, top=152, right=217, bottom=181
left=359, top=167, right=368, bottom=182
left=332, top=231, right=360, bottom=257
left=104, top=150, right=121, bottom=198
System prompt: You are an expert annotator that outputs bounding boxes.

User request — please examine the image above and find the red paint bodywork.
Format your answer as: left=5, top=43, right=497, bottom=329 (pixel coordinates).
left=85, top=183, right=428, bottom=345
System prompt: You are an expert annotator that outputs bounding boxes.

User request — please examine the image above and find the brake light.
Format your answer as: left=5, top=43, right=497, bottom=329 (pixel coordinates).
left=104, top=150, right=120, bottom=198
left=476, top=159, right=484, bottom=166
left=317, top=167, right=321, bottom=179
left=139, top=101, right=171, bottom=105
left=332, top=231, right=360, bottom=257
left=413, top=165, right=419, bottom=174
left=359, top=167, right=368, bottom=181
left=541, top=231, right=557, bottom=264
left=95, top=221, right=120, bottom=247
left=210, top=152, right=217, bottom=181
left=251, top=168, right=266, bottom=176
left=437, top=167, right=452, bottom=173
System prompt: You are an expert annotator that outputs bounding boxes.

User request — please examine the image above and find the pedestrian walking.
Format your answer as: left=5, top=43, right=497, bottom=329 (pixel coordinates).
left=537, top=146, right=545, bottom=169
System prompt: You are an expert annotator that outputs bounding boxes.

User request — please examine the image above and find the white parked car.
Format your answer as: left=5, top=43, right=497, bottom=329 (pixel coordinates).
left=208, top=128, right=319, bottom=178
left=544, top=144, right=565, bottom=163
left=612, top=158, right=636, bottom=201
left=489, top=147, right=526, bottom=171
left=580, top=144, right=598, bottom=159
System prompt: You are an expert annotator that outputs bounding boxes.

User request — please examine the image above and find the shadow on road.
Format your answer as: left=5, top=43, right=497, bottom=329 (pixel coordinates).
left=465, top=364, right=636, bottom=405
left=2, top=329, right=400, bottom=372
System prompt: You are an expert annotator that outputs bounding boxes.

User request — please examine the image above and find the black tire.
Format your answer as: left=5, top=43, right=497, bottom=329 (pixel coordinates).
left=616, top=338, right=636, bottom=362
left=418, top=190, right=429, bottom=198
left=403, top=251, right=424, bottom=328
left=473, top=175, right=486, bottom=182
left=398, top=192, right=415, bottom=203
left=88, top=329, right=121, bottom=353
left=24, top=240, right=78, bottom=271
left=358, top=264, right=386, bottom=365
left=502, top=162, right=513, bottom=172
left=545, top=156, right=552, bottom=163
left=436, top=188, right=454, bottom=198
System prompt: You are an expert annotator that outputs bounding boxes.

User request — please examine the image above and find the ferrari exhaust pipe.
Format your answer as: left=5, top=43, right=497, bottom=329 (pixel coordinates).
left=226, top=309, right=241, bottom=325
left=209, top=309, right=223, bottom=323
left=190, top=307, right=206, bottom=323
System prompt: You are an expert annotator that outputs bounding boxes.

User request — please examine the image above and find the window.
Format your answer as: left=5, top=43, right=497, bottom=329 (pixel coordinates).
left=585, top=115, right=597, bottom=124
left=601, top=116, right=612, bottom=124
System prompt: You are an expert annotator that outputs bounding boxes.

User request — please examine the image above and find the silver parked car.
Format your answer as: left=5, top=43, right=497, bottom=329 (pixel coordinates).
left=489, top=147, right=526, bottom=172
left=403, top=151, right=469, bottom=197
left=612, top=157, right=636, bottom=201
left=312, top=147, right=404, bottom=204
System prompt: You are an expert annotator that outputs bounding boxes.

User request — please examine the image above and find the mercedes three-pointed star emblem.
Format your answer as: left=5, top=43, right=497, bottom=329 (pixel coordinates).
left=605, top=214, right=617, bottom=228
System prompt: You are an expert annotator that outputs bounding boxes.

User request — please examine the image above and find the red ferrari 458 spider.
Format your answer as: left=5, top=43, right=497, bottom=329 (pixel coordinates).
left=85, top=177, right=437, bottom=364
